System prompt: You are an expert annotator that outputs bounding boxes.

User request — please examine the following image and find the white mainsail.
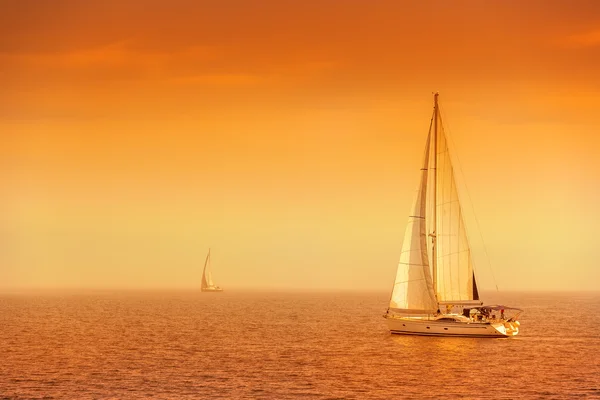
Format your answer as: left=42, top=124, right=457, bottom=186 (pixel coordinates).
left=389, top=94, right=479, bottom=315
left=434, top=120, right=477, bottom=303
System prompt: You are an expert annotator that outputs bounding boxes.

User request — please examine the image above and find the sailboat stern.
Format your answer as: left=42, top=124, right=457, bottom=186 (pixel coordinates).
left=492, top=320, right=520, bottom=336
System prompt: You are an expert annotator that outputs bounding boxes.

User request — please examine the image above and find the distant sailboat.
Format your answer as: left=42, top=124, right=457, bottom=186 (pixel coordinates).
left=201, top=248, right=223, bottom=292
left=384, top=93, right=522, bottom=337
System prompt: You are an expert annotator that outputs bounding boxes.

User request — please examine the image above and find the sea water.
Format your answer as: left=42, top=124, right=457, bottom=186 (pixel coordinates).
left=1, top=290, right=598, bottom=399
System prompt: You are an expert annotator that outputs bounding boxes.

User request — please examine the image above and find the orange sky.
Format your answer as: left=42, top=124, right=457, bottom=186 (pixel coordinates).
left=1, top=0, right=599, bottom=291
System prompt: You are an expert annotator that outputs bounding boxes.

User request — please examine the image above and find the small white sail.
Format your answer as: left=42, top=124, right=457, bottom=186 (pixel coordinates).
left=206, top=268, right=215, bottom=288
left=201, top=248, right=223, bottom=292
left=201, top=249, right=213, bottom=289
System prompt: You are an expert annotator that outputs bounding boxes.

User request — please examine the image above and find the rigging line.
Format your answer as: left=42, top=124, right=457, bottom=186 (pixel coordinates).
left=398, top=262, right=429, bottom=266
left=394, top=277, right=428, bottom=285
left=436, top=199, right=460, bottom=207
left=438, top=249, right=470, bottom=258
left=438, top=104, right=500, bottom=292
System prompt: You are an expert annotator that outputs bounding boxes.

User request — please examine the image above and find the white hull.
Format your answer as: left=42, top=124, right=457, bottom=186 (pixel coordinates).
left=201, top=287, right=223, bottom=292
left=386, top=316, right=519, bottom=338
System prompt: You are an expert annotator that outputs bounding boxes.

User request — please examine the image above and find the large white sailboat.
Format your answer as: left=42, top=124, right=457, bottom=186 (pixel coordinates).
left=201, top=248, right=223, bottom=293
left=384, top=93, right=522, bottom=337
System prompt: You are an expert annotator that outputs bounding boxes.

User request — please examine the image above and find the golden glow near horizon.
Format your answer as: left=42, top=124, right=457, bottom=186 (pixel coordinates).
left=1, top=1, right=599, bottom=291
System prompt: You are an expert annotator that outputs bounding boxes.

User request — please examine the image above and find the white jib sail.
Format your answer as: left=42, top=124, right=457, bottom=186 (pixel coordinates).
left=389, top=132, right=438, bottom=314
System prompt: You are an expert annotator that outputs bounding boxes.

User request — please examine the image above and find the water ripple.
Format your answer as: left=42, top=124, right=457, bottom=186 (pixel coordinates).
left=0, top=291, right=598, bottom=399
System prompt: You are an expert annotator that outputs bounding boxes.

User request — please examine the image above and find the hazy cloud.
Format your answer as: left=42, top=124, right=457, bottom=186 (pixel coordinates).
left=562, top=29, right=600, bottom=48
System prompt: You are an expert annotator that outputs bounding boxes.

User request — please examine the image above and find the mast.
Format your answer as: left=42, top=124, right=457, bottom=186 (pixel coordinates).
left=432, top=92, right=439, bottom=302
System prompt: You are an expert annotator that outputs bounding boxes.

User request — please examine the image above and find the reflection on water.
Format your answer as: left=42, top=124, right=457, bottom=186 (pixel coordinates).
left=0, top=291, right=598, bottom=399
